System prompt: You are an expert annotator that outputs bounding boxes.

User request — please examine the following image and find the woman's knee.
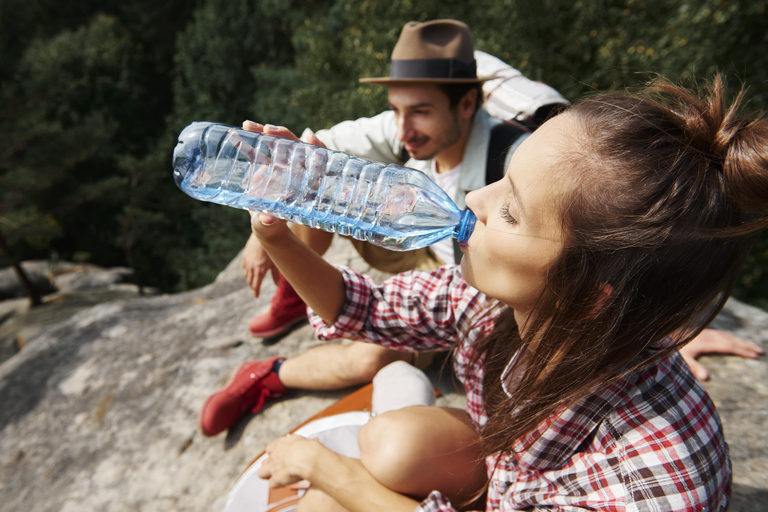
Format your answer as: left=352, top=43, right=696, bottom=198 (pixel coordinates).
left=358, top=407, right=430, bottom=487
left=357, top=406, right=486, bottom=499
left=359, top=408, right=423, bottom=459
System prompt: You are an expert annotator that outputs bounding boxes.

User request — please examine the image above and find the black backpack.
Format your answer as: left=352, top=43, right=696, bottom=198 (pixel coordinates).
left=485, top=102, right=568, bottom=185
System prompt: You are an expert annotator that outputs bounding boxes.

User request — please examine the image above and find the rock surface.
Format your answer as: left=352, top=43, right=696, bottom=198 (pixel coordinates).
left=0, top=237, right=766, bottom=511
left=0, top=263, right=155, bottom=367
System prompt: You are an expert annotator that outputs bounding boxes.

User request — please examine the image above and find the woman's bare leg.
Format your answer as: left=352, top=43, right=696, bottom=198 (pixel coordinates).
left=357, top=406, right=487, bottom=504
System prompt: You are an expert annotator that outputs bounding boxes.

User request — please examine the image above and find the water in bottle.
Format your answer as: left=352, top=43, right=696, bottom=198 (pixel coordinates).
left=172, top=122, right=476, bottom=251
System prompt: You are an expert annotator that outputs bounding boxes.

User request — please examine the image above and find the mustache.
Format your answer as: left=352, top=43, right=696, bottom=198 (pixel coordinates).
left=403, top=135, right=429, bottom=144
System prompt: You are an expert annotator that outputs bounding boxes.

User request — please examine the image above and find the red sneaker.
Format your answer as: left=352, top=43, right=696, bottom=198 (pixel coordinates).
left=199, top=356, right=287, bottom=436
left=248, top=274, right=307, bottom=338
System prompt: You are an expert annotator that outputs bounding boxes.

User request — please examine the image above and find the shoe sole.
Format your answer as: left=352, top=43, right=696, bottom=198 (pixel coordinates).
left=249, top=314, right=308, bottom=339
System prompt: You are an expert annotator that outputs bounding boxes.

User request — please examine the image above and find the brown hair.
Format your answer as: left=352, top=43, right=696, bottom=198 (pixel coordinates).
left=438, top=83, right=483, bottom=116
left=473, top=74, right=768, bottom=457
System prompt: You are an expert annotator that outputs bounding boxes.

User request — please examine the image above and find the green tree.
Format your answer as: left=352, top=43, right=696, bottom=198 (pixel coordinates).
left=137, top=0, right=321, bottom=290
left=0, top=2, right=198, bottom=294
left=283, top=0, right=768, bottom=309
left=0, top=15, right=134, bottom=271
left=2, top=0, right=767, bottom=308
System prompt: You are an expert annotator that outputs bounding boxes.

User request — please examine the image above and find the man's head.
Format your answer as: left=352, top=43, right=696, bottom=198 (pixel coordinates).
left=387, top=83, right=479, bottom=161
left=361, top=20, right=490, bottom=163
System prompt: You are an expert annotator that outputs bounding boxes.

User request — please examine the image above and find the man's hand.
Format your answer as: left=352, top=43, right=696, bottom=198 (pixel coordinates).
left=680, top=328, right=764, bottom=381
left=242, top=233, right=279, bottom=298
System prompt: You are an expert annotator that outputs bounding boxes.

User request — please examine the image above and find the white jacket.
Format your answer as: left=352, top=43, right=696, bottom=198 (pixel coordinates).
left=302, top=107, right=525, bottom=211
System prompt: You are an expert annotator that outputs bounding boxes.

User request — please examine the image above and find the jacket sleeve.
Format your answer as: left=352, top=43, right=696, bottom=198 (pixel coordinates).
left=302, top=110, right=404, bottom=164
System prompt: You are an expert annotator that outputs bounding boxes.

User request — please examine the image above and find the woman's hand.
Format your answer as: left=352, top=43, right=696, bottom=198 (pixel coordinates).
left=257, top=433, right=422, bottom=512
left=241, top=120, right=345, bottom=324
left=257, top=434, right=323, bottom=488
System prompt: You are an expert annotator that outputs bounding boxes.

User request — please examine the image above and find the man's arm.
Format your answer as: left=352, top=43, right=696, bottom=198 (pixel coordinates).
left=306, top=111, right=403, bottom=164
left=242, top=231, right=279, bottom=298
left=680, top=328, right=763, bottom=381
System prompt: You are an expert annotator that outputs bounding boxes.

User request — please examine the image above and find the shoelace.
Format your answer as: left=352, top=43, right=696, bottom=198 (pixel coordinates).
left=233, top=365, right=270, bottom=397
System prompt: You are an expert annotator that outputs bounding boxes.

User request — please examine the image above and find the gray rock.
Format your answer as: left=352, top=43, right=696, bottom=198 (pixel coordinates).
left=54, top=266, right=135, bottom=293
left=0, top=238, right=766, bottom=511
left=0, top=263, right=158, bottom=368
left=0, top=261, right=57, bottom=300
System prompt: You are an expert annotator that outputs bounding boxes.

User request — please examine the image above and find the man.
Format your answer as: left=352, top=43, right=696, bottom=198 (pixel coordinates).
left=198, top=20, right=540, bottom=437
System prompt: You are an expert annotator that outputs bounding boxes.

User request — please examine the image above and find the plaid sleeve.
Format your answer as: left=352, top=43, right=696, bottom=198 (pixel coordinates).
left=415, top=491, right=458, bottom=512
left=308, top=265, right=490, bottom=351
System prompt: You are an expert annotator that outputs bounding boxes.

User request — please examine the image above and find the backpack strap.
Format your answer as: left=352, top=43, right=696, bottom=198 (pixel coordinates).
left=486, top=119, right=531, bottom=185
left=397, top=146, right=409, bottom=164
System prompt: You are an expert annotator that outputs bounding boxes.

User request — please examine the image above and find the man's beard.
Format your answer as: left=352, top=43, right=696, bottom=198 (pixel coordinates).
left=409, top=111, right=463, bottom=162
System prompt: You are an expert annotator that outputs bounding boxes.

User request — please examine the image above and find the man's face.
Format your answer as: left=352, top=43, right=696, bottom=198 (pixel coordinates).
left=387, top=84, right=464, bottom=161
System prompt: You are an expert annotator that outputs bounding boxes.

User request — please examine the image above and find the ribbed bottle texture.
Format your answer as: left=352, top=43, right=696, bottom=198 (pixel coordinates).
left=173, top=122, right=476, bottom=251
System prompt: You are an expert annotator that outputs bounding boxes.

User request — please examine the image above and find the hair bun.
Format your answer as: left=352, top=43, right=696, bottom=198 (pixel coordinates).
left=677, top=76, right=768, bottom=214
left=721, top=116, right=768, bottom=213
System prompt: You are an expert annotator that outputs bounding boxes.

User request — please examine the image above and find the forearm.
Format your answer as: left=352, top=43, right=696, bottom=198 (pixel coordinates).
left=305, top=442, right=421, bottom=512
left=252, top=214, right=345, bottom=324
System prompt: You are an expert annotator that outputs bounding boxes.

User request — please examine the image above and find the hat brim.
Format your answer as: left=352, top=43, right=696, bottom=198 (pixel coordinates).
left=359, top=75, right=496, bottom=86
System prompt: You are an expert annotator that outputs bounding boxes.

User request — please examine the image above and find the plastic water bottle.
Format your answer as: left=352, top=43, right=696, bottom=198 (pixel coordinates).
left=172, top=122, right=476, bottom=251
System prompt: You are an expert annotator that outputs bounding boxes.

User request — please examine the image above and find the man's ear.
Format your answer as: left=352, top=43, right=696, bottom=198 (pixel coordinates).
left=459, top=88, right=478, bottom=119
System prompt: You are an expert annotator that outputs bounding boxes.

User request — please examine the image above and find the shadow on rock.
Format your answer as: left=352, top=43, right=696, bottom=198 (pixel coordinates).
left=730, top=483, right=768, bottom=512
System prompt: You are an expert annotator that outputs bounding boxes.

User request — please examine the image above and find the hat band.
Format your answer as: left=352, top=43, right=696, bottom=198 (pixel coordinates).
left=389, top=58, right=477, bottom=80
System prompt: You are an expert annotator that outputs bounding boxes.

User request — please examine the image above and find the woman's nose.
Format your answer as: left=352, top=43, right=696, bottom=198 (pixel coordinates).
left=464, top=188, right=488, bottom=224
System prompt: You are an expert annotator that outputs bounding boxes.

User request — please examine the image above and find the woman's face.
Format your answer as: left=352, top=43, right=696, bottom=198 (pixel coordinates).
left=461, top=114, right=574, bottom=319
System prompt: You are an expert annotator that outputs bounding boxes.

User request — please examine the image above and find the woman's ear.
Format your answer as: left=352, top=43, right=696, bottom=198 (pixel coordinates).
left=587, top=283, right=614, bottom=318
left=598, top=283, right=614, bottom=306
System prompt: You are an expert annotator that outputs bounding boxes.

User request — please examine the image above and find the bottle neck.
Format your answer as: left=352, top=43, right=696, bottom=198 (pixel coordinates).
left=454, top=209, right=476, bottom=244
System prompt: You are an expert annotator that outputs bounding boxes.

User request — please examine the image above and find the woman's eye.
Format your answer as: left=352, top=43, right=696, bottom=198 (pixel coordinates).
left=499, top=206, right=517, bottom=225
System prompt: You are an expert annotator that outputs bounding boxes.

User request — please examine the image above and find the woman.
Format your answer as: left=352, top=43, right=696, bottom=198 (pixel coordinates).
left=252, top=75, right=764, bottom=511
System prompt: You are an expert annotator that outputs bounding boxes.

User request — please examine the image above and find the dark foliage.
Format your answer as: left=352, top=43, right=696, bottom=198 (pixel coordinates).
left=1, top=0, right=767, bottom=306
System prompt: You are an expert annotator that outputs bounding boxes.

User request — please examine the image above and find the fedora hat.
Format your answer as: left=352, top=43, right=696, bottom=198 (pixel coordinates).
left=359, top=20, right=493, bottom=85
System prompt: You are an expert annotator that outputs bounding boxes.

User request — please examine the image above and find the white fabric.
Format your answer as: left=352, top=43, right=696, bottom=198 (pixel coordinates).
left=476, top=50, right=570, bottom=122
left=304, top=108, right=503, bottom=212
left=431, top=161, right=462, bottom=264
left=372, top=361, right=435, bottom=414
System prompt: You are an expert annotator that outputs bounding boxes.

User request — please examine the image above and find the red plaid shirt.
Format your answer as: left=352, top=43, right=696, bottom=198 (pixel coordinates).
left=309, top=265, right=732, bottom=511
